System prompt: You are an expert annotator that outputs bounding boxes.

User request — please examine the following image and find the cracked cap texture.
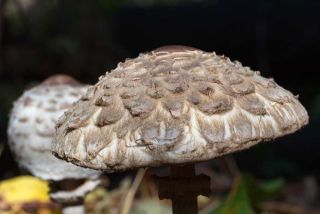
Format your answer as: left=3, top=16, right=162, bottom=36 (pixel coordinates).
left=52, top=46, right=309, bottom=172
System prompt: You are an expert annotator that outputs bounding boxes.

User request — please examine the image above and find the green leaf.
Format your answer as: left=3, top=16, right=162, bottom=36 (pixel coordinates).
left=244, top=174, right=284, bottom=205
left=207, top=174, right=284, bottom=214
left=208, top=175, right=254, bottom=214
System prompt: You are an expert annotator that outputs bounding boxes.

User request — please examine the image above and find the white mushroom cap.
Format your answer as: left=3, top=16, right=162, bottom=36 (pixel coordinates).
left=52, top=46, right=309, bottom=172
left=7, top=75, right=101, bottom=181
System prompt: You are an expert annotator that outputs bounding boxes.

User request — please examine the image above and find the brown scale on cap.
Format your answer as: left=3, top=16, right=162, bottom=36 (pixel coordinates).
left=52, top=45, right=309, bottom=172
left=42, top=74, right=81, bottom=86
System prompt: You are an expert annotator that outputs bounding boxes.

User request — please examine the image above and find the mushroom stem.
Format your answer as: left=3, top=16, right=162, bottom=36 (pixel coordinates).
left=172, top=195, right=198, bottom=214
left=156, top=164, right=211, bottom=214
left=170, top=164, right=198, bottom=214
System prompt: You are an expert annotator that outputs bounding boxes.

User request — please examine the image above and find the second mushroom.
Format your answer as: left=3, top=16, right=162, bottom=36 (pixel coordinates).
left=7, top=75, right=102, bottom=214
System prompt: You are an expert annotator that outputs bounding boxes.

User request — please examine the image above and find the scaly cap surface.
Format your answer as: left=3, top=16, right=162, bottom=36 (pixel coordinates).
left=8, top=75, right=101, bottom=180
left=52, top=46, right=309, bottom=172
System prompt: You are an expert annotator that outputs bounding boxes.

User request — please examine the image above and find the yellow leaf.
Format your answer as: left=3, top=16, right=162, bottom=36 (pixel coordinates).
left=0, top=176, right=50, bottom=204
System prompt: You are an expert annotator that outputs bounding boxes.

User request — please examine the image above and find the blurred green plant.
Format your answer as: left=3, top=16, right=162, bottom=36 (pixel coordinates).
left=85, top=179, right=131, bottom=214
left=208, top=174, right=284, bottom=214
left=209, top=176, right=253, bottom=214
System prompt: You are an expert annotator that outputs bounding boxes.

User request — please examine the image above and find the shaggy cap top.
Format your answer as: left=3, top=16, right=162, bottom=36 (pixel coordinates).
left=8, top=75, right=101, bottom=181
left=52, top=46, right=309, bottom=172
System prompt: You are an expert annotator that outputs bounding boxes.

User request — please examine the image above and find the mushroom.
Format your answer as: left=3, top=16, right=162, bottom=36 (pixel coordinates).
left=7, top=74, right=102, bottom=214
left=52, top=46, right=309, bottom=214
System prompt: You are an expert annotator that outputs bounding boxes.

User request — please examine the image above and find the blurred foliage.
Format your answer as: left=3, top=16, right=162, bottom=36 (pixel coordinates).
left=209, top=174, right=284, bottom=214
left=85, top=175, right=171, bottom=214
left=131, top=199, right=170, bottom=214
left=1, top=173, right=318, bottom=214
left=209, top=175, right=253, bottom=214
left=246, top=175, right=284, bottom=206
left=0, top=176, right=60, bottom=214
left=85, top=172, right=285, bottom=214
left=85, top=179, right=131, bottom=214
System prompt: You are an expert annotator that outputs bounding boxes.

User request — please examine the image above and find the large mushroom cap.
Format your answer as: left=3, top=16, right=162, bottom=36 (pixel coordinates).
left=7, top=75, right=101, bottom=181
left=52, top=46, right=309, bottom=172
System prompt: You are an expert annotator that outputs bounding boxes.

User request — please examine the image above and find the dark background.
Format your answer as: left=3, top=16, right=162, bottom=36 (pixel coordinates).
left=0, top=0, right=319, bottom=180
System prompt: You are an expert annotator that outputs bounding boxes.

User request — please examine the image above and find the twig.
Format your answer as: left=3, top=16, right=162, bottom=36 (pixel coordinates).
left=119, top=168, right=147, bottom=214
